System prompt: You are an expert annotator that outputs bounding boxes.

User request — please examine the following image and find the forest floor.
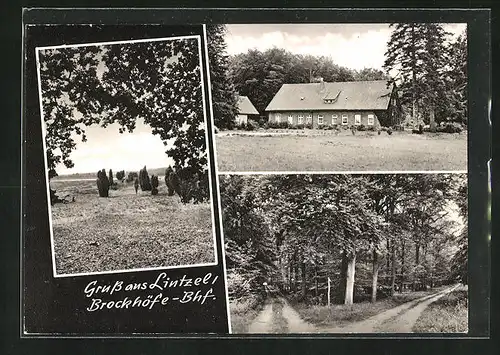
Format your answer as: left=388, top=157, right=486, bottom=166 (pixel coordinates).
left=215, top=130, right=467, bottom=172
left=242, top=285, right=461, bottom=334
left=50, top=179, right=215, bottom=275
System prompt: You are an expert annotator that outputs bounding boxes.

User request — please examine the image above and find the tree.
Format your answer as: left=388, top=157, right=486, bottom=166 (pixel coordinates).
left=419, top=24, right=451, bottom=128
left=384, top=23, right=427, bottom=125
left=207, top=25, right=239, bottom=130
left=354, top=68, right=389, bottom=81
left=220, top=175, right=277, bottom=298
left=384, top=23, right=451, bottom=129
left=108, top=169, right=114, bottom=185
left=444, top=31, right=467, bottom=124
left=37, top=46, right=106, bottom=180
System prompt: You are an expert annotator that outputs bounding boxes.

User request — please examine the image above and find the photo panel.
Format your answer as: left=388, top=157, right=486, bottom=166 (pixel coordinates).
left=36, top=35, right=218, bottom=277
left=220, top=172, right=468, bottom=335
left=23, top=24, right=230, bottom=335
left=214, top=23, right=468, bottom=173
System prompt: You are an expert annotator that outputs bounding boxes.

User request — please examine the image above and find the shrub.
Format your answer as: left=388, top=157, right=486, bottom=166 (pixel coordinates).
left=268, top=121, right=289, bottom=129
left=357, top=124, right=366, bottom=131
left=139, top=166, right=152, bottom=191
left=96, top=169, right=110, bottom=197
left=116, top=170, right=125, bottom=182
left=151, top=175, right=159, bottom=195
left=126, top=171, right=138, bottom=183
left=387, top=129, right=393, bottom=135
left=246, top=120, right=260, bottom=131
left=437, top=122, right=463, bottom=133
left=296, top=123, right=305, bottom=130
left=305, top=123, right=313, bottom=129
left=108, top=169, right=114, bottom=185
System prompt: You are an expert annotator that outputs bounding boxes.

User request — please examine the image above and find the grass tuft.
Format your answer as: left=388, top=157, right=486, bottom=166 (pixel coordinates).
left=413, top=285, right=468, bottom=333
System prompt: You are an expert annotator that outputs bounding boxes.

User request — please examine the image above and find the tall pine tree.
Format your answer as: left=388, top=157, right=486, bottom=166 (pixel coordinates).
left=384, top=23, right=427, bottom=125
left=420, top=24, right=451, bottom=129
left=384, top=23, right=450, bottom=129
left=445, top=31, right=467, bottom=124
left=207, top=24, right=239, bottom=130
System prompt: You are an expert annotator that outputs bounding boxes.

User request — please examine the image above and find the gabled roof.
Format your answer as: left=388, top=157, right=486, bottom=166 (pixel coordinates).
left=265, top=80, right=393, bottom=112
left=237, top=95, right=259, bottom=115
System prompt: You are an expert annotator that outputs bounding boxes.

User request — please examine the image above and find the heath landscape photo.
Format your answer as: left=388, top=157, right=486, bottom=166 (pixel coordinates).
left=36, top=35, right=217, bottom=276
left=211, top=23, right=467, bottom=172
left=221, top=173, right=468, bottom=334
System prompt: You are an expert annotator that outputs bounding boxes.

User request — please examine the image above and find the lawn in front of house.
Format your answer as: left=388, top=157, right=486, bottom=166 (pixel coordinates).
left=215, top=130, right=467, bottom=172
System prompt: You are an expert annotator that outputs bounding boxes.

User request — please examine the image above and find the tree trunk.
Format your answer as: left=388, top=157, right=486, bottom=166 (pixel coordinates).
left=400, top=239, right=406, bottom=291
left=415, top=241, right=420, bottom=265
left=429, top=106, right=437, bottom=132
left=390, top=240, right=396, bottom=295
left=315, top=264, right=319, bottom=298
left=411, top=24, right=419, bottom=126
left=339, top=251, right=348, bottom=303
left=344, top=252, right=356, bottom=306
left=371, top=249, right=380, bottom=303
left=301, top=259, right=307, bottom=300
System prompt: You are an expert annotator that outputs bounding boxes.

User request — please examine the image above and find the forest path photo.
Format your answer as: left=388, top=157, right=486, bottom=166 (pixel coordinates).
left=245, top=285, right=459, bottom=334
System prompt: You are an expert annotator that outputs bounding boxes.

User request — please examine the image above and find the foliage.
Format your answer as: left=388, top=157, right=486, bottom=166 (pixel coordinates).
left=38, top=37, right=209, bottom=188
left=38, top=46, right=105, bottom=179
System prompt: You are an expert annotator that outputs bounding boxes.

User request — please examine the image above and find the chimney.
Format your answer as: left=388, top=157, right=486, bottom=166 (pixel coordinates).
left=318, top=77, right=325, bottom=93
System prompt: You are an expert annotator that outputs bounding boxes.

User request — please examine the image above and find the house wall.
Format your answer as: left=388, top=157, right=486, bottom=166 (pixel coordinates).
left=268, top=110, right=382, bottom=129
left=235, top=114, right=248, bottom=126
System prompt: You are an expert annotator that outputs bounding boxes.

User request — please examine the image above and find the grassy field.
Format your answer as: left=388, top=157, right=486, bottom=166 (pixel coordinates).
left=413, top=285, right=468, bottom=333
left=215, top=130, right=467, bottom=172
left=50, top=179, right=215, bottom=275
left=229, top=296, right=265, bottom=333
left=293, top=288, right=445, bottom=327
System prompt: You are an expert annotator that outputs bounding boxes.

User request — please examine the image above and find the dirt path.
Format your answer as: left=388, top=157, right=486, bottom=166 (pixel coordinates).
left=247, top=303, right=274, bottom=333
left=245, top=285, right=458, bottom=334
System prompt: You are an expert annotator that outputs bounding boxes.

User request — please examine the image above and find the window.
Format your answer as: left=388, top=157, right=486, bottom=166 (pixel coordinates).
left=306, top=114, right=312, bottom=124
left=355, top=114, right=361, bottom=125
left=341, top=114, right=348, bottom=125
left=367, top=114, right=375, bottom=126
left=332, top=114, right=338, bottom=125
left=275, top=113, right=281, bottom=123
left=288, top=114, right=294, bottom=124
left=318, top=115, right=324, bottom=125
left=298, top=115, right=304, bottom=124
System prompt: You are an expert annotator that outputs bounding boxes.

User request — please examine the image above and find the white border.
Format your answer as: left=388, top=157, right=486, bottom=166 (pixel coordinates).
left=35, top=34, right=219, bottom=278
left=202, top=24, right=233, bottom=334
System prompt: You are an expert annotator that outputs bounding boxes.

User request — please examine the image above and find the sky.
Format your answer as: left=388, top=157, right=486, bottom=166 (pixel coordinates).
left=55, top=120, right=175, bottom=175
left=225, top=23, right=467, bottom=71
